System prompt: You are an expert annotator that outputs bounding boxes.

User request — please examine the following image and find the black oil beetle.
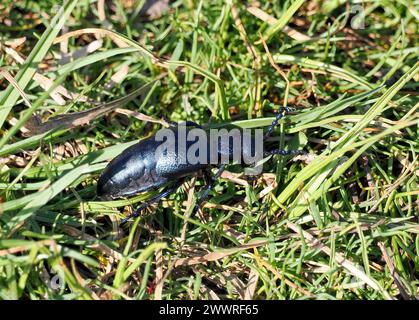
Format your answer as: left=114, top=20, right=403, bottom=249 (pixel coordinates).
left=97, top=107, right=304, bottom=224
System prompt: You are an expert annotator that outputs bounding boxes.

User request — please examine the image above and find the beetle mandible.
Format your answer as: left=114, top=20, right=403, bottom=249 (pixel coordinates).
left=97, top=107, right=304, bottom=224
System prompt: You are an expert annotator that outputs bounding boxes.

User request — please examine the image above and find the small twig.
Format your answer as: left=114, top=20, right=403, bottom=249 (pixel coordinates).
left=259, top=33, right=290, bottom=106
left=247, top=6, right=311, bottom=41
left=254, top=252, right=313, bottom=297
left=243, top=268, right=259, bottom=300
left=154, top=231, right=164, bottom=300
left=61, top=225, right=134, bottom=263
left=377, top=242, right=412, bottom=300
left=231, top=6, right=258, bottom=59
left=3, top=45, right=92, bottom=105
left=286, top=221, right=394, bottom=300
left=25, top=74, right=166, bottom=136
left=0, top=68, right=31, bottom=107
left=231, top=6, right=262, bottom=112
left=180, top=177, right=197, bottom=246
left=368, top=156, right=417, bottom=213
left=172, top=240, right=268, bottom=268
left=0, top=239, right=56, bottom=256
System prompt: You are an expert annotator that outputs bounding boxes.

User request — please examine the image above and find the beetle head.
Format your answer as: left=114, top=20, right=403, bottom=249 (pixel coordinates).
left=96, top=174, right=115, bottom=201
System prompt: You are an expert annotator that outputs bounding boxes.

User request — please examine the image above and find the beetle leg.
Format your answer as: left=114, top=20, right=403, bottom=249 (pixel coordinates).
left=161, top=115, right=178, bottom=127
left=121, top=181, right=183, bottom=224
left=263, top=106, right=292, bottom=141
left=263, top=107, right=305, bottom=157
left=194, top=164, right=227, bottom=211
left=181, top=121, right=202, bottom=128
left=264, top=149, right=305, bottom=157
left=202, top=168, right=213, bottom=186
left=161, top=115, right=202, bottom=128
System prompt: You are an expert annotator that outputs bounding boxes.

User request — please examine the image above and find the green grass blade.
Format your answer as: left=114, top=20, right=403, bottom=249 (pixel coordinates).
left=0, top=0, right=77, bottom=129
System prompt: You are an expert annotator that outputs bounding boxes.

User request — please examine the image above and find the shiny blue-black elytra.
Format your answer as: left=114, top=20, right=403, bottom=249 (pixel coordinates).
left=97, top=108, right=303, bottom=224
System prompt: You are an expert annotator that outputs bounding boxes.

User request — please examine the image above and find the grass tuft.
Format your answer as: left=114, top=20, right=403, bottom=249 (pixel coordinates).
left=0, top=0, right=418, bottom=300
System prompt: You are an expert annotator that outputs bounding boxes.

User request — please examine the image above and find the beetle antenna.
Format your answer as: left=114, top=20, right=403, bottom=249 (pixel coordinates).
left=121, top=181, right=183, bottom=225
left=263, top=106, right=305, bottom=156
left=264, top=149, right=305, bottom=157
left=263, top=106, right=292, bottom=141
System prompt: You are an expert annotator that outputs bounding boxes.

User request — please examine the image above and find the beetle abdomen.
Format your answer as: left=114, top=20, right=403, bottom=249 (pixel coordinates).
left=97, top=137, right=167, bottom=199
